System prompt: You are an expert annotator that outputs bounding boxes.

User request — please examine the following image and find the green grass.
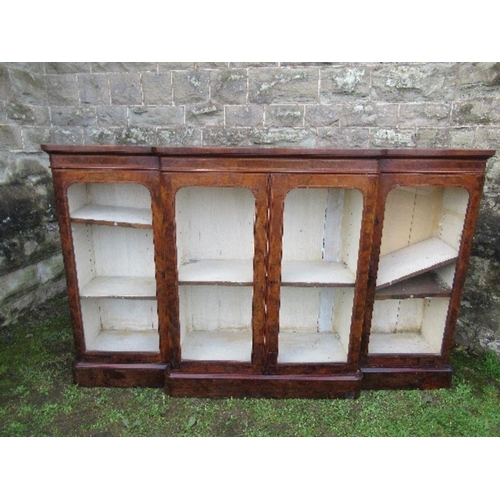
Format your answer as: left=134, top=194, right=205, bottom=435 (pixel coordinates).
left=1, top=295, right=500, bottom=437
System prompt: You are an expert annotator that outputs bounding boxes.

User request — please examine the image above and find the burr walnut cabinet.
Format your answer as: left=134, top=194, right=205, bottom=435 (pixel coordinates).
left=42, top=145, right=495, bottom=398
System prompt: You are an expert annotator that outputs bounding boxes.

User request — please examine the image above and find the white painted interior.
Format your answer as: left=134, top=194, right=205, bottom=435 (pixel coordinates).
left=178, top=259, right=253, bottom=285
left=81, top=298, right=159, bottom=352
left=68, top=183, right=152, bottom=225
left=179, top=285, right=253, bottom=362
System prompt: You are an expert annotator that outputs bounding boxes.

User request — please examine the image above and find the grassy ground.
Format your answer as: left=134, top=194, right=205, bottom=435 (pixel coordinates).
left=1, top=295, right=499, bottom=437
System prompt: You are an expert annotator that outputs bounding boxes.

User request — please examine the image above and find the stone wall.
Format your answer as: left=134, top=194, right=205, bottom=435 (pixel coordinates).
left=1, top=62, right=499, bottom=354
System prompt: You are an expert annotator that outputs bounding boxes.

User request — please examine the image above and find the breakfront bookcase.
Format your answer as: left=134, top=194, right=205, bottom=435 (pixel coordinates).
left=42, top=145, right=494, bottom=398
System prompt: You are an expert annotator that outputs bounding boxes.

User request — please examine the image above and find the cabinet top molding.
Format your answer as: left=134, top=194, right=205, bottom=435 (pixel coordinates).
left=41, top=145, right=496, bottom=160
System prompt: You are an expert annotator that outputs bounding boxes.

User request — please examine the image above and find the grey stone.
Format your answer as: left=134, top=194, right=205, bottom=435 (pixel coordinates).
left=46, top=75, right=80, bottom=106
left=173, top=71, right=210, bottom=104
left=265, top=105, right=304, bottom=127
left=32, top=106, right=50, bottom=126
left=320, top=66, right=370, bottom=103
left=37, top=253, right=64, bottom=284
left=50, top=127, right=85, bottom=145
left=202, top=127, right=252, bottom=147
left=142, top=73, right=172, bottom=105
left=130, top=106, right=184, bottom=126
left=249, top=68, right=319, bottom=104
left=9, top=68, right=47, bottom=105
left=0, top=101, right=5, bottom=122
left=78, top=74, right=110, bottom=105
left=0, top=265, right=39, bottom=302
left=4, top=62, right=44, bottom=74
left=51, top=106, right=96, bottom=127
left=230, top=62, right=279, bottom=68
left=452, top=99, right=500, bottom=125
left=372, top=128, right=416, bottom=147
left=341, top=102, right=398, bottom=127
left=92, top=62, right=157, bottom=73
left=316, top=127, right=371, bottom=148
left=195, top=62, right=228, bottom=69
left=157, top=127, right=202, bottom=146
left=97, top=106, right=128, bottom=127
left=449, top=127, right=476, bottom=148
left=399, top=103, right=450, bottom=127
left=5, top=102, right=35, bottom=124
left=0, top=125, right=22, bottom=148
left=250, top=127, right=315, bottom=147
left=22, top=127, right=52, bottom=151
left=225, top=105, right=264, bottom=127
left=475, top=127, right=500, bottom=149
left=109, top=74, right=142, bottom=105
left=45, top=62, right=91, bottom=74
left=211, top=69, right=247, bottom=104
left=305, top=105, right=341, bottom=126
left=115, top=127, right=157, bottom=145
left=84, top=128, right=117, bottom=145
left=457, top=63, right=500, bottom=99
left=186, top=103, right=223, bottom=126
left=0, top=64, right=11, bottom=100
left=158, top=63, right=194, bottom=70
left=414, top=128, right=449, bottom=148
left=371, top=63, right=457, bottom=102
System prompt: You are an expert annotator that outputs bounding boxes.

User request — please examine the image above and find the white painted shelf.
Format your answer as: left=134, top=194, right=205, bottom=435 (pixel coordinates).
left=181, top=330, right=252, bottom=362
left=79, top=276, right=157, bottom=299
left=278, top=331, right=347, bottom=363
left=178, top=259, right=253, bottom=285
left=86, top=329, right=159, bottom=352
left=281, top=261, right=356, bottom=286
left=376, top=237, right=458, bottom=289
left=368, top=332, right=440, bottom=355
left=71, top=204, right=152, bottom=228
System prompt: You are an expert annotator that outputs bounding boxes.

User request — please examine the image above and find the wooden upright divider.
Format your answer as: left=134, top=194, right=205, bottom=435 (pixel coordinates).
left=42, top=146, right=495, bottom=397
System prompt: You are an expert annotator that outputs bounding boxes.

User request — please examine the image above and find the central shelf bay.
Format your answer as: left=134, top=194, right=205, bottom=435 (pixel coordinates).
left=281, top=261, right=356, bottom=286
left=79, top=276, right=157, bottom=298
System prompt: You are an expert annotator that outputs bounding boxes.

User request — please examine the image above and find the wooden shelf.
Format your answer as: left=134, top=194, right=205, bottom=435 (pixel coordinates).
left=178, top=260, right=253, bottom=285
left=368, top=332, right=440, bottom=355
left=71, top=204, right=152, bottom=228
left=86, top=329, right=159, bottom=352
left=80, top=276, right=157, bottom=299
left=375, top=272, right=451, bottom=300
left=278, top=332, right=347, bottom=363
left=377, top=237, right=458, bottom=289
left=281, top=261, right=356, bottom=287
left=182, top=331, right=252, bottom=362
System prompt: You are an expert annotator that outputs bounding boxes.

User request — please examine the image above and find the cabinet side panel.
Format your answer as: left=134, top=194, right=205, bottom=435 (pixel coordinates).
left=71, top=224, right=96, bottom=289
left=341, top=189, right=363, bottom=273
left=421, top=298, right=449, bottom=352
left=438, top=188, right=469, bottom=250
left=80, top=299, right=101, bottom=347
left=67, top=183, right=88, bottom=213
left=336, top=288, right=355, bottom=351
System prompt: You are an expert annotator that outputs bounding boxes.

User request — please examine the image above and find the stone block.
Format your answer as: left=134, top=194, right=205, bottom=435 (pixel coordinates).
left=0, top=125, right=22, bottom=148
left=202, top=127, right=252, bottom=147
left=84, top=128, right=117, bottom=145
left=414, top=128, right=449, bottom=148
left=195, top=62, right=229, bottom=69
left=0, top=265, right=39, bottom=302
left=158, top=63, right=194, bottom=70
left=320, top=66, right=370, bottom=103
left=186, top=103, right=223, bottom=126
left=372, top=128, right=416, bottom=147
left=115, top=127, right=157, bottom=145
left=142, top=73, right=173, bottom=105
left=37, top=253, right=64, bottom=284
left=22, top=128, right=52, bottom=151
left=341, top=102, right=398, bottom=127
left=475, top=127, right=500, bottom=149
left=4, top=62, right=44, bottom=74
left=9, top=67, right=47, bottom=105
left=452, top=99, right=500, bottom=125
left=78, top=74, right=110, bottom=105
left=109, top=74, right=142, bottom=105
left=225, top=105, right=264, bottom=127
left=173, top=71, right=210, bottom=104
left=130, top=106, right=185, bottom=126
left=449, top=127, right=476, bottom=148
left=45, top=62, right=91, bottom=73
left=92, top=62, right=157, bottom=73
left=249, top=68, right=319, bottom=104
left=250, top=127, right=315, bottom=147
left=371, top=63, right=457, bottom=102
left=316, top=127, right=371, bottom=148
left=0, top=64, right=10, bottom=100
left=51, top=106, right=97, bottom=127
left=230, top=63, right=279, bottom=68
left=5, top=102, right=35, bottom=124
left=211, top=69, right=247, bottom=104
left=457, top=63, right=500, bottom=99
left=157, top=127, right=202, bottom=146
left=50, top=127, right=85, bottom=145
left=97, top=106, right=128, bottom=127
left=399, top=103, right=451, bottom=127
left=265, top=105, right=304, bottom=127
left=305, top=105, right=341, bottom=126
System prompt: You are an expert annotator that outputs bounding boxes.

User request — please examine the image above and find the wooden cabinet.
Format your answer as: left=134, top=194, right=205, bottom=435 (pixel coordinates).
left=43, top=146, right=494, bottom=398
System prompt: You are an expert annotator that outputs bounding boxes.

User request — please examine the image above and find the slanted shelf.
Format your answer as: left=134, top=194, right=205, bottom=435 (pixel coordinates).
left=369, top=186, right=469, bottom=355
left=67, top=182, right=159, bottom=353
left=279, top=188, right=364, bottom=363
left=175, top=186, right=256, bottom=361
